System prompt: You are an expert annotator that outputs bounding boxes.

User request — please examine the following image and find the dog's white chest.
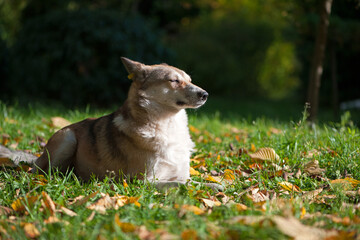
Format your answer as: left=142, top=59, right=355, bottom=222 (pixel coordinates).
left=145, top=110, right=194, bottom=182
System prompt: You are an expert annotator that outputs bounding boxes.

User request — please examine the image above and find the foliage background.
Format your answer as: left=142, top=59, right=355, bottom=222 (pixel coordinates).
left=0, top=0, right=359, bottom=119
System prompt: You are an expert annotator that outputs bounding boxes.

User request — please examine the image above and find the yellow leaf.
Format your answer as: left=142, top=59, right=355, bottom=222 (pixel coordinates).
left=250, top=143, right=256, bottom=152
left=235, top=203, right=248, bottom=212
left=224, top=169, right=235, bottom=181
left=300, top=207, right=306, bottom=219
left=11, top=195, right=39, bottom=212
left=23, top=223, right=40, bottom=238
left=190, top=167, right=200, bottom=176
left=278, top=181, right=301, bottom=192
left=204, top=175, right=220, bottom=183
left=330, top=178, right=359, bottom=190
left=189, top=125, right=201, bottom=135
left=249, top=147, right=280, bottom=161
left=215, top=137, right=222, bottom=143
left=181, top=205, right=205, bottom=215
left=123, top=179, right=129, bottom=188
left=201, top=198, right=221, bottom=208
left=114, top=214, right=136, bottom=233
left=50, top=117, right=71, bottom=129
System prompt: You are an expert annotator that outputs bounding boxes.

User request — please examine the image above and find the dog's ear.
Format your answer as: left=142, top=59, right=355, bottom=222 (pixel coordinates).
left=121, top=57, right=148, bottom=81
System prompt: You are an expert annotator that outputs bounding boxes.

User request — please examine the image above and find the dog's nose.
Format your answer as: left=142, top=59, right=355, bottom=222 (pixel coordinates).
left=198, top=91, right=209, bottom=101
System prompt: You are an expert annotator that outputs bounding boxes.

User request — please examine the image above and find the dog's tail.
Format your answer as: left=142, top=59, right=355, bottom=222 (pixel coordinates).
left=0, top=145, right=37, bottom=167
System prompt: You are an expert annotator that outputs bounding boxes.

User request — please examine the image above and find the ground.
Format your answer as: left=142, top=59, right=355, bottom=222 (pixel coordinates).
left=0, top=100, right=359, bottom=239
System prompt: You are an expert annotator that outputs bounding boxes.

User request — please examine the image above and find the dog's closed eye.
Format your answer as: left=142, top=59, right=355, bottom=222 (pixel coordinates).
left=169, top=79, right=180, bottom=83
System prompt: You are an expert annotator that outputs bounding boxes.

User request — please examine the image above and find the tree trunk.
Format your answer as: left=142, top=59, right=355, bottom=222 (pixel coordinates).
left=330, top=41, right=339, bottom=120
left=307, top=0, right=333, bottom=122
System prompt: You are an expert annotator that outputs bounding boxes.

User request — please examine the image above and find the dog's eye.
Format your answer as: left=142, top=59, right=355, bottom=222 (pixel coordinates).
left=169, top=79, right=180, bottom=83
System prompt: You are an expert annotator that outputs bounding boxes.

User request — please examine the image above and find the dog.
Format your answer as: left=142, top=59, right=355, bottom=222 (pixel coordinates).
left=0, top=58, right=222, bottom=191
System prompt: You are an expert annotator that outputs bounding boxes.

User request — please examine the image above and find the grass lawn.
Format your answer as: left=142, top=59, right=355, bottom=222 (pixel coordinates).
left=0, top=100, right=359, bottom=239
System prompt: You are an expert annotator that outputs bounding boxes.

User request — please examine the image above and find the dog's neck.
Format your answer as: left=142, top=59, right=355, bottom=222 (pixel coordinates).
left=125, top=84, right=182, bottom=125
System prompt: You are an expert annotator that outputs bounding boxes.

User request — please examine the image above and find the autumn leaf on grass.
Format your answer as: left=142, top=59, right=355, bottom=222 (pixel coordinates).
left=114, top=214, right=136, bottom=233
left=301, top=188, right=323, bottom=201
left=69, top=190, right=99, bottom=206
left=87, top=194, right=141, bottom=214
left=330, top=177, right=360, bottom=190
left=180, top=205, right=205, bottom=216
left=41, top=191, right=56, bottom=215
left=201, top=198, right=221, bottom=208
left=11, top=195, right=39, bottom=212
left=190, top=167, right=200, bottom=176
left=278, top=181, right=301, bottom=192
left=249, top=147, right=280, bottom=161
left=0, top=157, right=17, bottom=167
left=272, top=216, right=338, bottom=240
left=22, top=223, right=40, bottom=239
left=0, top=206, right=14, bottom=215
left=181, top=229, right=199, bottom=240
left=304, top=160, right=325, bottom=176
left=50, top=117, right=71, bottom=129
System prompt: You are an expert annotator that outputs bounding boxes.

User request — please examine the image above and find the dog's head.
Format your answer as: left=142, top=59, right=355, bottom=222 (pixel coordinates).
left=121, top=57, right=208, bottom=110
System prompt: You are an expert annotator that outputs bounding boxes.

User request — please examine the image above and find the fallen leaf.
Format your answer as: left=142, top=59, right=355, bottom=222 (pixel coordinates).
left=41, top=192, right=56, bottom=215
left=50, top=117, right=71, bottom=129
left=0, top=206, right=14, bottom=215
left=249, top=147, right=280, bottom=161
left=189, top=125, right=201, bottom=135
left=44, top=216, right=69, bottom=225
left=223, top=169, right=235, bottom=181
left=181, top=205, right=205, bottom=215
left=272, top=216, right=338, bottom=240
left=201, top=198, right=221, bottom=208
left=330, top=178, right=359, bottom=190
left=278, top=181, right=301, bottom=192
left=70, top=190, right=99, bottom=206
left=114, top=214, right=136, bottom=233
left=190, top=167, right=200, bottom=176
left=304, top=160, right=325, bottom=176
left=60, top=206, right=77, bottom=217
left=23, top=223, right=40, bottom=238
left=301, top=188, right=323, bottom=201
left=11, top=195, right=39, bottom=212
left=204, top=175, right=221, bottom=183
left=181, top=229, right=198, bottom=240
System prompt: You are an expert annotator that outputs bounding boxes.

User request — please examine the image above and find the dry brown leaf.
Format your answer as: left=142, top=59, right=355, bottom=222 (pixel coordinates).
left=304, top=160, right=325, bottom=176
left=201, top=198, right=221, bottom=208
left=41, top=191, right=56, bottom=215
left=70, top=190, right=99, bottom=206
left=23, top=223, right=40, bottom=239
left=181, top=229, right=199, bottom=240
left=302, top=188, right=323, bottom=201
left=60, top=206, right=77, bottom=217
left=249, top=147, right=280, bottom=161
left=87, top=194, right=141, bottom=214
left=247, top=187, right=270, bottom=203
left=44, top=216, right=69, bottom=225
left=50, top=117, right=71, bottom=129
left=229, top=215, right=266, bottom=225
left=272, top=216, right=338, bottom=240
left=0, top=206, right=14, bottom=215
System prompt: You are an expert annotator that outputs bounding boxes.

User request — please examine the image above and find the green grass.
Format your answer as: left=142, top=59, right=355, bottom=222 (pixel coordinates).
left=0, top=100, right=359, bottom=239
